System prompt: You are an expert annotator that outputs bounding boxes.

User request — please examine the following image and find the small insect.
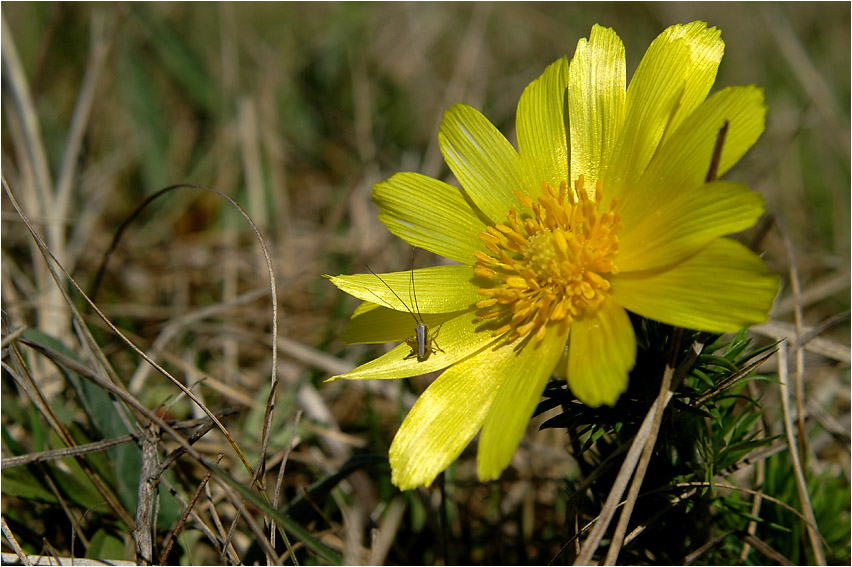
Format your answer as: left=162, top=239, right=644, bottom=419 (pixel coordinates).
left=366, top=250, right=444, bottom=362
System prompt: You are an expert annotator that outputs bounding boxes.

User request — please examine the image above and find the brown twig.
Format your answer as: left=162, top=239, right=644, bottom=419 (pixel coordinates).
left=271, top=410, right=303, bottom=555
left=573, top=345, right=677, bottom=564
left=159, top=454, right=222, bottom=566
left=2, top=516, right=33, bottom=567
left=1, top=410, right=238, bottom=470
left=777, top=341, right=826, bottom=564
left=133, top=425, right=161, bottom=564
left=217, top=477, right=282, bottom=566
left=157, top=474, right=239, bottom=565
left=735, top=531, right=796, bottom=566
left=603, top=328, right=683, bottom=565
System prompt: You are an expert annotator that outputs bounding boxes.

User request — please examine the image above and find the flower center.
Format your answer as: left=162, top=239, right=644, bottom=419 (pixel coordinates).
left=474, top=176, right=621, bottom=342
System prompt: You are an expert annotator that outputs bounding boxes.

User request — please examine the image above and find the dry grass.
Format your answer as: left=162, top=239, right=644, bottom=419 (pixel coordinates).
left=2, top=3, right=849, bottom=565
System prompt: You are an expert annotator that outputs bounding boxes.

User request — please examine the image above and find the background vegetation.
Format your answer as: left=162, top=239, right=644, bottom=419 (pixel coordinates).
left=2, top=3, right=849, bottom=565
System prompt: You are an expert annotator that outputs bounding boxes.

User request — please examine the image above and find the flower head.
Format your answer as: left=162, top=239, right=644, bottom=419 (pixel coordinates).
left=328, top=21, right=778, bottom=490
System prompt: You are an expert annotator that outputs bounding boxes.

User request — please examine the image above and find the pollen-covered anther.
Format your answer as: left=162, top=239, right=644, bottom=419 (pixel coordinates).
left=474, top=176, right=621, bottom=341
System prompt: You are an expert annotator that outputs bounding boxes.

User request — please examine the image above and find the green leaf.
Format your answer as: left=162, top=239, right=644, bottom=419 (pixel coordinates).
left=1, top=467, right=57, bottom=503
left=696, top=353, right=738, bottom=372
left=86, top=529, right=127, bottom=561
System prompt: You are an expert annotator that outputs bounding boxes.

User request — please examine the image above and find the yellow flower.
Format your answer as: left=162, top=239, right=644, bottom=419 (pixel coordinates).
left=328, top=21, right=778, bottom=490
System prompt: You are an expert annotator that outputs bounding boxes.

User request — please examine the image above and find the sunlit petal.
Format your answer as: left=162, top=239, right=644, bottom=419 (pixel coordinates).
left=612, top=238, right=779, bottom=333
left=516, top=57, right=570, bottom=197
left=606, top=22, right=724, bottom=192
left=374, top=172, right=489, bottom=263
left=390, top=335, right=523, bottom=489
left=329, top=309, right=495, bottom=381
left=566, top=299, right=636, bottom=407
left=617, top=181, right=766, bottom=272
left=477, top=324, right=569, bottom=480
left=568, top=24, right=626, bottom=189
left=439, top=104, right=524, bottom=223
left=327, top=265, right=479, bottom=314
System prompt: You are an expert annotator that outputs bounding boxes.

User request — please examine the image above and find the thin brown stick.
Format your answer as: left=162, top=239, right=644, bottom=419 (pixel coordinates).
left=683, top=530, right=735, bottom=565
left=573, top=369, right=675, bottom=564
left=159, top=455, right=222, bottom=566
left=603, top=328, right=682, bottom=565
left=622, top=487, right=699, bottom=548
left=2, top=433, right=137, bottom=469
left=271, top=411, right=303, bottom=553
left=218, top=477, right=282, bottom=566
left=133, top=426, right=161, bottom=565
left=753, top=319, right=850, bottom=363
left=0, top=552, right=135, bottom=566
left=2, top=516, right=33, bottom=567
left=2, top=410, right=237, bottom=470
left=718, top=442, right=788, bottom=477
left=777, top=341, right=826, bottom=564
left=684, top=529, right=798, bottom=566
left=1, top=326, right=27, bottom=348
left=690, top=345, right=778, bottom=408
left=203, top=480, right=240, bottom=565
left=735, top=531, right=796, bottom=566
left=157, top=474, right=239, bottom=565
left=788, top=310, right=851, bottom=356
left=776, top=219, right=831, bottom=567
left=777, top=217, right=809, bottom=465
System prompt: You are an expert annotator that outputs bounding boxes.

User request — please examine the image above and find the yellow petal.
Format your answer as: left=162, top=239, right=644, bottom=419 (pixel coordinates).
left=389, top=336, right=518, bottom=489
left=515, top=57, right=570, bottom=198
left=439, top=103, right=524, bottom=223
left=568, top=24, right=626, bottom=189
left=477, top=324, right=569, bottom=480
left=374, top=172, right=488, bottom=263
left=606, top=22, right=724, bottom=190
left=567, top=299, right=636, bottom=407
left=616, top=180, right=766, bottom=272
left=328, top=310, right=495, bottom=381
left=634, top=85, right=766, bottom=210
left=340, top=301, right=464, bottom=344
left=611, top=238, right=779, bottom=333
left=655, top=22, right=725, bottom=142
left=326, top=264, right=479, bottom=314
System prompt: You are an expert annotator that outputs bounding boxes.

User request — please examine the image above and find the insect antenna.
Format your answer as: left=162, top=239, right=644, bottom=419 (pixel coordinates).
left=365, top=264, right=421, bottom=324
left=365, top=250, right=441, bottom=362
left=408, top=247, right=423, bottom=323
